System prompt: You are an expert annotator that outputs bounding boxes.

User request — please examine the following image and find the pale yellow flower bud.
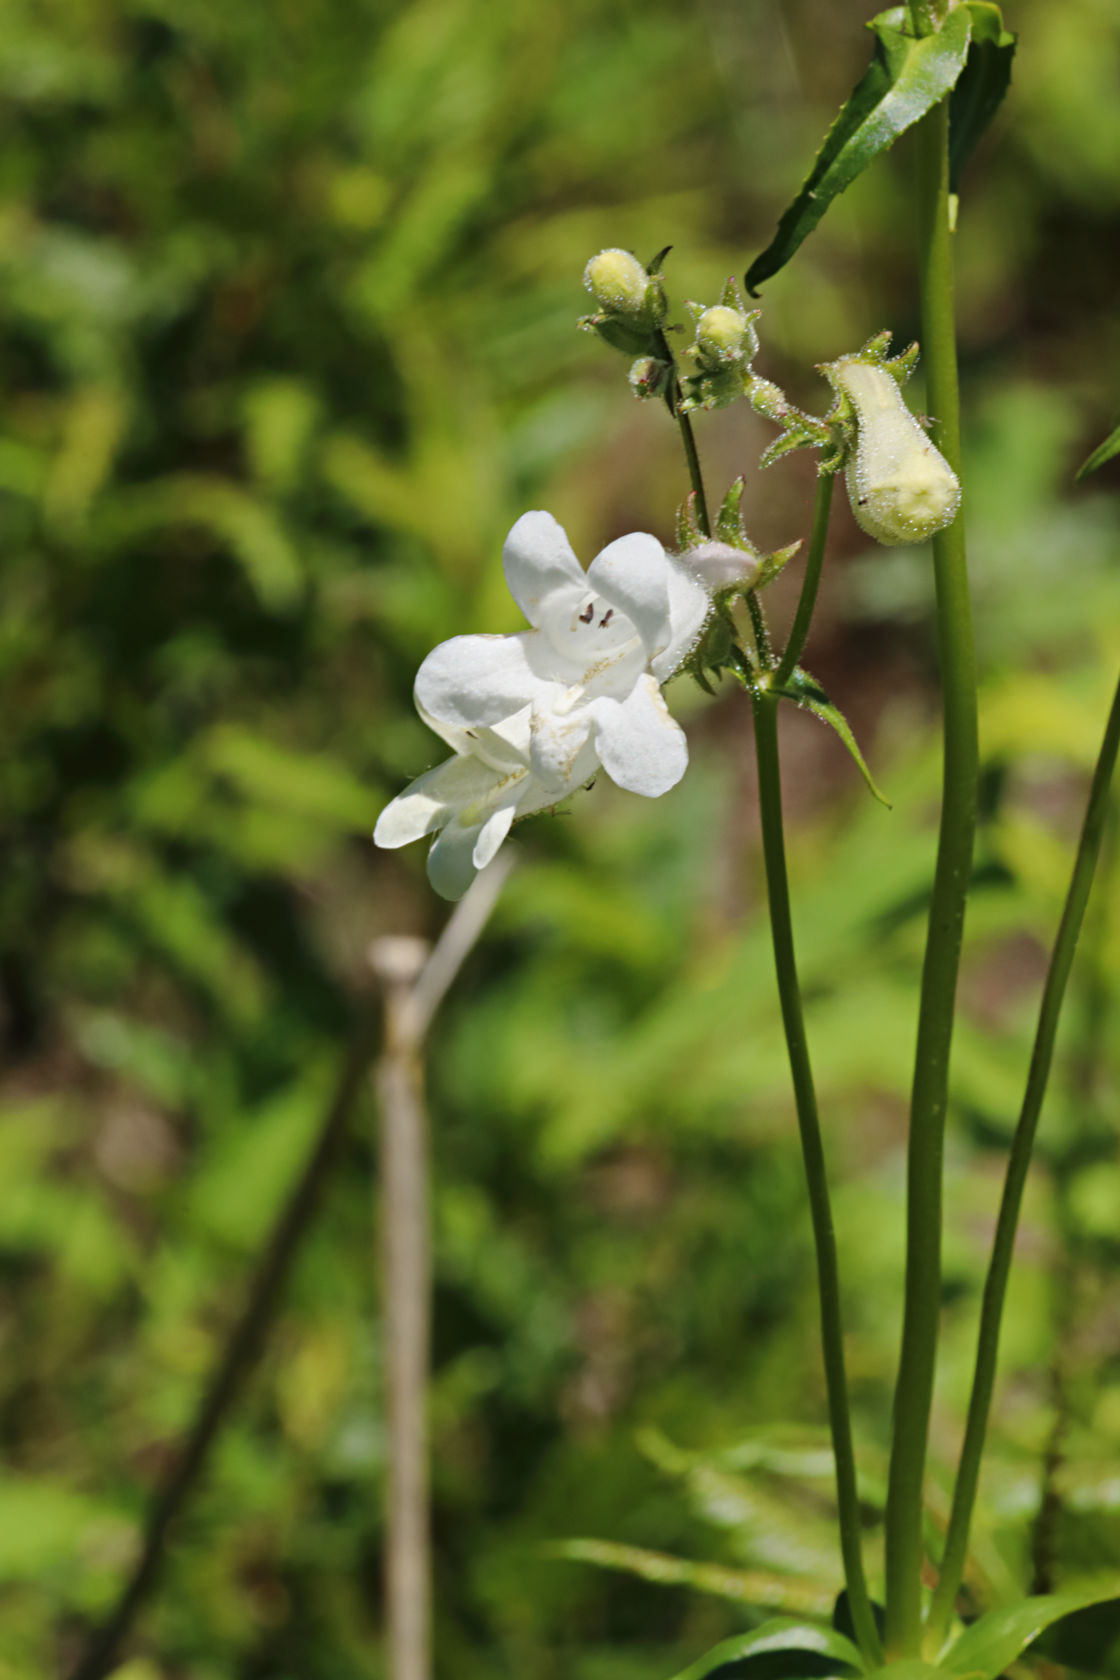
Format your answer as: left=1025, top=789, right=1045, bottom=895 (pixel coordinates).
left=584, top=248, right=654, bottom=317
left=825, top=357, right=961, bottom=547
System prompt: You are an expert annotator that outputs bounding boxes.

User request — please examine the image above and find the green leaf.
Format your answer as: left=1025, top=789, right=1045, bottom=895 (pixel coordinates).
left=949, top=3, right=1017, bottom=191
left=668, top=1618, right=865, bottom=1680
left=546, top=1539, right=833, bottom=1618
left=864, top=1666, right=942, bottom=1679
left=1032, top=1595, right=1120, bottom=1676
left=1077, top=417, right=1120, bottom=480
left=942, top=1590, right=1120, bottom=1677
left=745, top=6, right=972, bottom=294
left=773, top=667, right=891, bottom=807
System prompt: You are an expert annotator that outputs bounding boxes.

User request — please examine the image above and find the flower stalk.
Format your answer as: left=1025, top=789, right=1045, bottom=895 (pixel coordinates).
left=926, top=666, right=1120, bottom=1650
left=752, top=691, right=882, bottom=1667
left=883, top=93, right=979, bottom=1657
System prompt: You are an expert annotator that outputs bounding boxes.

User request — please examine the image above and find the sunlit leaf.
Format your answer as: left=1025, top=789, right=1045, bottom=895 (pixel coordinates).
left=668, top=1617, right=865, bottom=1680
left=547, top=1539, right=833, bottom=1617
left=942, top=1590, right=1120, bottom=1677
left=745, top=6, right=972, bottom=293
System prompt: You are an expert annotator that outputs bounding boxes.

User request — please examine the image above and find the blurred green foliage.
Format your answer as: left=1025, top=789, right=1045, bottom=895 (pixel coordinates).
left=1, top=0, right=1119, bottom=1677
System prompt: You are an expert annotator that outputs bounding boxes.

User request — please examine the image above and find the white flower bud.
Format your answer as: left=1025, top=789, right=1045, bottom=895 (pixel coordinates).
left=678, top=541, right=760, bottom=592
left=584, top=248, right=656, bottom=319
left=628, top=355, right=671, bottom=400
left=824, top=357, right=961, bottom=547
left=694, top=304, right=756, bottom=370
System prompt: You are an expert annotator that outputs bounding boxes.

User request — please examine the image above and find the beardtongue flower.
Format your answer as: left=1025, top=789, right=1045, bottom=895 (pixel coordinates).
left=823, top=354, right=961, bottom=547
left=374, top=511, right=711, bottom=899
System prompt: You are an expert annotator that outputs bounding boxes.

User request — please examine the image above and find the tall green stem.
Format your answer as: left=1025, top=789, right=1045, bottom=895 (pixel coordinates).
left=925, top=668, right=1120, bottom=1650
left=752, top=693, right=882, bottom=1666
left=774, top=471, right=834, bottom=691
left=656, top=326, right=711, bottom=536
left=883, top=96, right=978, bottom=1658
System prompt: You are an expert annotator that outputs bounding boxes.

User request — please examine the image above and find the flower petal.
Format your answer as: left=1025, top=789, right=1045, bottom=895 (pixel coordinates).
left=472, top=799, right=517, bottom=870
left=373, top=755, right=504, bottom=849
left=651, top=555, right=712, bottom=681
left=425, top=815, right=487, bottom=900
left=415, top=632, right=542, bottom=731
left=590, top=670, right=689, bottom=796
left=528, top=699, right=600, bottom=796
left=587, top=532, right=673, bottom=660
left=502, top=511, right=586, bottom=629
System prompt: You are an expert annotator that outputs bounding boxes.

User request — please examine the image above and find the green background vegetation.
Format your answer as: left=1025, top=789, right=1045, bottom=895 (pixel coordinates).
left=1, top=0, right=1119, bottom=1675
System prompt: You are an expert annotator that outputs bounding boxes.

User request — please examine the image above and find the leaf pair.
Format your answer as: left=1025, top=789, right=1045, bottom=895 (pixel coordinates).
left=670, top=1588, right=1120, bottom=1680
left=745, top=4, right=1016, bottom=295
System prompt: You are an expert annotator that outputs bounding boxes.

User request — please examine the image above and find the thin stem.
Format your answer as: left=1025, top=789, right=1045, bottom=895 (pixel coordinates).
left=747, top=590, right=774, bottom=669
left=752, top=692, right=882, bottom=1667
left=656, top=326, right=711, bottom=536
left=883, top=95, right=978, bottom=1658
left=925, top=668, right=1120, bottom=1650
left=774, top=470, right=834, bottom=691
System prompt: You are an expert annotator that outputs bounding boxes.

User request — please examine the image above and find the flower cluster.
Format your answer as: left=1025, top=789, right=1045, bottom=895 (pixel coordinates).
left=374, top=512, right=711, bottom=899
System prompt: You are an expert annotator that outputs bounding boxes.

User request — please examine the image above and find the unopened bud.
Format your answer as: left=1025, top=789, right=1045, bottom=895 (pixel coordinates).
left=694, top=305, right=757, bottom=371
left=628, top=356, right=671, bottom=400
left=679, top=541, right=761, bottom=592
left=824, top=357, right=961, bottom=546
left=583, top=248, right=664, bottom=325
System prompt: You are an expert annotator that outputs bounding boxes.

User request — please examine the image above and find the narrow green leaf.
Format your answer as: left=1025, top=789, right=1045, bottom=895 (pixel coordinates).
left=1077, top=417, right=1120, bottom=480
left=773, top=668, right=891, bottom=807
left=942, top=1590, right=1120, bottom=1677
left=545, top=1539, right=834, bottom=1618
left=949, top=3, right=1017, bottom=191
left=745, top=6, right=972, bottom=294
left=668, top=1618, right=865, bottom=1680
left=864, top=1666, right=943, bottom=1679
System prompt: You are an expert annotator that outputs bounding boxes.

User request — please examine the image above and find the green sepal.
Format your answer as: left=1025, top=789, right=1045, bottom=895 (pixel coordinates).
left=1077, top=416, right=1120, bottom=480
left=578, top=313, right=659, bottom=357
left=645, top=244, right=672, bottom=274
left=756, top=541, right=802, bottom=588
left=745, top=5, right=972, bottom=294
left=676, top=491, right=706, bottom=550
left=715, top=476, right=758, bottom=549
left=679, top=364, right=750, bottom=415
left=667, top=1617, right=865, bottom=1680
left=772, top=667, right=890, bottom=807
left=940, top=1589, right=1120, bottom=1678
left=949, top=3, right=1017, bottom=192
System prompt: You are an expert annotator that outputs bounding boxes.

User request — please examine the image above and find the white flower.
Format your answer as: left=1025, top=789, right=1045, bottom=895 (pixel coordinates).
left=374, top=511, right=710, bottom=899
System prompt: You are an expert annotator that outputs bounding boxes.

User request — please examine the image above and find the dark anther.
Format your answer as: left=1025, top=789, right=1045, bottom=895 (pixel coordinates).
left=578, top=601, right=595, bottom=623
left=599, top=608, right=614, bottom=628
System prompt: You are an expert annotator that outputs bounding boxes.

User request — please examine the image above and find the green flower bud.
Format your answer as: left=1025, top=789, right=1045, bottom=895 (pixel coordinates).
left=583, top=248, right=665, bottom=326
left=694, top=304, right=757, bottom=371
left=628, top=356, right=671, bottom=400
left=823, top=356, right=961, bottom=547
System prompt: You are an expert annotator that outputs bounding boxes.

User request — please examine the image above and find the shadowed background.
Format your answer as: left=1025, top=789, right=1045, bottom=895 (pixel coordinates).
left=2, top=0, right=1120, bottom=1675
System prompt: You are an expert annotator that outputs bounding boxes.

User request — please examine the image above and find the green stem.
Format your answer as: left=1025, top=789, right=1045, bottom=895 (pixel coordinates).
left=925, top=667, right=1120, bottom=1650
left=752, top=692, right=882, bottom=1667
left=747, top=590, right=774, bottom=669
left=883, top=96, right=978, bottom=1659
left=774, top=471, right=834, bottom=691
left=656, top=326, right=711, bottom=537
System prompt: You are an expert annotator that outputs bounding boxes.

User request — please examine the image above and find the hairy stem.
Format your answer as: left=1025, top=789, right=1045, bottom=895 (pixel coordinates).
left=752, top=693, right=882, bottom=1666
left=774, top=471, right=834, bottom=691
left=883, top=95, right=978, bottom=1658
left=925, top=668, right=1120, bottom=1649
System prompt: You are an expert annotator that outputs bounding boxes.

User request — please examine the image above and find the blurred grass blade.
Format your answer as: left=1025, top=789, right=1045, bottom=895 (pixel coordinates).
left=745, top=6, right=972, bottom=294
left=1077, top=417, right=1120, bottom=480
left=547, top=1539, right=835, bottom=1617
left=949, top=3, right=1017, bottom=191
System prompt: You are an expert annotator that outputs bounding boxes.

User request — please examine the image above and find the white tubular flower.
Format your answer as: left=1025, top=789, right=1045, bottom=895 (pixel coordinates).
left=824, top=356, right=961, bottom=547
left=374, top=512, right=710, bottom=899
